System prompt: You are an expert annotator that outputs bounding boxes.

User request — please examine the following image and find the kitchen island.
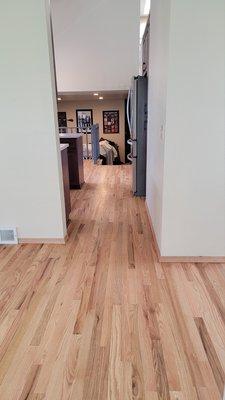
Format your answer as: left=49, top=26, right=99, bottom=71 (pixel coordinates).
left=60, top=134, right=84, bottom=189
left=60, top=143, right=71, bottom=224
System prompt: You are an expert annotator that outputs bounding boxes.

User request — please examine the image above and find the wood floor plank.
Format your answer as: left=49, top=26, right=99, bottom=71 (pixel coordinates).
left=163, top=264, right=221, bottom=399
left=129, top=304, right=145, bottom=399
left=158, top=279, right=199, bottom=400
left=183, top=264, right=225, bottom=374
left=0, top=161, right=224, bottom=399
left=18, top=364, right=41, bottom=400
left=198, top=266, right=225, bottom=325
left=152, top=338, right=171, bottom=399
left=108, top=305, right=123, bottom=400
left=195, top=317, right=225, bottom=397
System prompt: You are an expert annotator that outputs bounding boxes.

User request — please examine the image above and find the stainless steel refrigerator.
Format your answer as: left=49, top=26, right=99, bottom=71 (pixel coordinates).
left=127, top=75, right=148, bottom=196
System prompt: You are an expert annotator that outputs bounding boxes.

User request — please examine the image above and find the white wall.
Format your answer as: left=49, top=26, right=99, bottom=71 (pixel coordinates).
left=146, top=0, right=225, bottom=257
left=0, top=0, right=66, bottom=240
left=51, top=0, right=140, bottom=92
left=146, top=0, right=171, bottom=249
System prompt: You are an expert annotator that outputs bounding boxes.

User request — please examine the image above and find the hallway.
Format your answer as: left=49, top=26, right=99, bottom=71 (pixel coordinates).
left=0, top=162, right=225, bottom=399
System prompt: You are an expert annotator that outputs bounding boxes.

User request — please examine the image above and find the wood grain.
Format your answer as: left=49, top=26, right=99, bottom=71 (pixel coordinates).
left=195, top=317, right=225, bottom=397
left=0, top=161, right=224, bottom=399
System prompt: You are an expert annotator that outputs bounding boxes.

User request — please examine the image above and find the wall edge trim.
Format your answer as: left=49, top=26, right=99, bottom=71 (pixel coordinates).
left=18, top=234, right=68, bottom=245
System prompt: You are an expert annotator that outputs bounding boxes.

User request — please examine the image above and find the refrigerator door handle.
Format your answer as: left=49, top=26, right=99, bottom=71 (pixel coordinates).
left=126, top=89, right=131, bottom=135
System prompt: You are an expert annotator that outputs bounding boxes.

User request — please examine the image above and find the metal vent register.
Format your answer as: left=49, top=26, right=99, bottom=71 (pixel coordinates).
left=0, top=228, right=18, bottom=244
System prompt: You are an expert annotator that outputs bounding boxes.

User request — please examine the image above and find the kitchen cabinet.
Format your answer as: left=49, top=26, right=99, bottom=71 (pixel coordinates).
left=60, top=144, right=71, bottom=224
left=60, top=134, right=84, bottom=189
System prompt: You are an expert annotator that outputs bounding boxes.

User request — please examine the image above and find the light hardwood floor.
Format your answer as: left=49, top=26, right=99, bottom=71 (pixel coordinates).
left=0, top=161, right=225, bottom=400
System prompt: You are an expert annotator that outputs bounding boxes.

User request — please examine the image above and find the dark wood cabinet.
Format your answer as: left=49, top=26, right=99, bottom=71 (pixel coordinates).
left=60, top=145, right=71, bottom=224
left=60, top=134, right=84, bottom=189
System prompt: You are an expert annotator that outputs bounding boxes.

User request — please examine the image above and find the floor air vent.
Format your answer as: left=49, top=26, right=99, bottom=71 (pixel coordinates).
left=0, top=228, right=18, bottom=244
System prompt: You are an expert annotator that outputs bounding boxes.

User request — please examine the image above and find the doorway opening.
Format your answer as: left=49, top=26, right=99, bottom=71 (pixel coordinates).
left=57, top=91, right=130, bottom=167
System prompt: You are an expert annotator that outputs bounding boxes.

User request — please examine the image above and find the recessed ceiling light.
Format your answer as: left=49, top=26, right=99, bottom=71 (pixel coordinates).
left=93, top=93, right=99, bottom=96
left=99, top=96, right=104, bottom=100
left=57, top=97, right=62, bottom=101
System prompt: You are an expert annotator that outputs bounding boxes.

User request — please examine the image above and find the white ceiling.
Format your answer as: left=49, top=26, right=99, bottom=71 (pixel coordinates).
left=58, top=90, right=128, bottom=102
left=51, top=0, right=139, bottom=93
